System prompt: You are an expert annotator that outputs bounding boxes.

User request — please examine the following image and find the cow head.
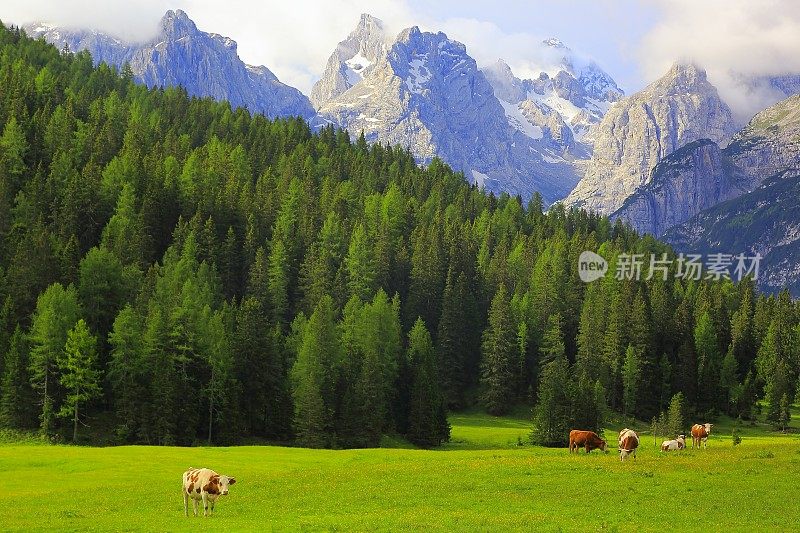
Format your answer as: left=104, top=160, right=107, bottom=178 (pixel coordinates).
left=219, top=476, right=236, bottom=496
left=704, top=423, right=713, bottom=434
left=600, top=439, right=608, bottom=453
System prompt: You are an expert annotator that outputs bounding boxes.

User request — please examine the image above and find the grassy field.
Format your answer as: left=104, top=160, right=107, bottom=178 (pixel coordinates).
left=2, top=410, right=799, bottom=532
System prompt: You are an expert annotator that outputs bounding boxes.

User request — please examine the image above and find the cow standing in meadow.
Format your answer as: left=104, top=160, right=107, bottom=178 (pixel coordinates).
left=183, top=467, right=237, bottom=517
left=691, top=423, right=713, bottom=449
left=569, top=430, right=607, bottom=454
left=661, top=434, right=686, bottom=451
left=618, top=428, right=639, bottom=461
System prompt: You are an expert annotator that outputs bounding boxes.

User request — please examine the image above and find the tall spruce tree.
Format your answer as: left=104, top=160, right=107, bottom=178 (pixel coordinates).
left=291, top=296, right=339, bottom=448
left=480, top=284, right=517, bottom=415
left=28, top=283, right=80, bottom=435
left=58, top=319, right=101, bottom=442
left=695, top=311, right=723, bottom=413
left=0, top=326, right=34, bottom=428
left=407, top=318, right=450, bottom=447
left=531, top=354, right=573, bottom=447
left=622, top=345, right=641, bottom=418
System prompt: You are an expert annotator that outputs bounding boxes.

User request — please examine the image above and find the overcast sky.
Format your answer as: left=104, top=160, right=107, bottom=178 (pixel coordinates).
left=6, top=0, right=800, bottom=120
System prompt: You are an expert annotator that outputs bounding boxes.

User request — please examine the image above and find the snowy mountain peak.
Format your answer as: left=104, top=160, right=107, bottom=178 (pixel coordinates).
left=358, top=13, right=383, bottom=27
left=160, top=9, right=198, bottom=37
left=543, top=37, right=567, bottom=49
left=310, top=14, right=388, bottom=107
left=388, top=27, right=474, bottom=96
left=315, top=20, right=582, bottom=203
left=480, top=38, right=623, bottom=154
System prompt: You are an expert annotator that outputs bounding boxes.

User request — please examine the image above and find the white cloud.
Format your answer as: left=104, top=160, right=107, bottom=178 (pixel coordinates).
left=639, top=0, right=800, bottom=121
left=3, top=0, right=171, bottom=42
left=430, top=18, right=570, bottom=78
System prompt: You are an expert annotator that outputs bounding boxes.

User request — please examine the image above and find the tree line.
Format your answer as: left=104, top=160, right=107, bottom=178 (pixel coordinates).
left=0, top=23, right=797, bottom=448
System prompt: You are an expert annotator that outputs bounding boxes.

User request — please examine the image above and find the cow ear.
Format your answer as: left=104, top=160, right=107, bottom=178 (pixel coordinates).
left=228, top=477, right=236, bottom=485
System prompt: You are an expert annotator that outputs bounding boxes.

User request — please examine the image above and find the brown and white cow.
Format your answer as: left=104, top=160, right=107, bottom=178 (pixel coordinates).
left=661, top=434, right=686, bottom=451
left=691, top=423, right=714, bottom=449
left=183, top=467, right=237, bottom=517
left=618, top=428, right=639, bottom=461
left=569, top=430, right=607, bottom=454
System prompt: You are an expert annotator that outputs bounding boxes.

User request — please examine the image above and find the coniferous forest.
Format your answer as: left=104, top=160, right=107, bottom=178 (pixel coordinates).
left=0, top=23, right=798, bottom=448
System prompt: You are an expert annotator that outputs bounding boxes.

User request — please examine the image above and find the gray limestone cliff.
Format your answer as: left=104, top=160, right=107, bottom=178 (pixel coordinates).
left=564, top=64, right=736, bottom=215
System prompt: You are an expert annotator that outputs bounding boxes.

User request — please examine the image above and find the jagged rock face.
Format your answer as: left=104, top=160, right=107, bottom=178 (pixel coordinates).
left=611, top=139, right=744, bottom=236
left=316, top=22, right=581, bottom=203
left=481, top=49, right=622, bottom=144
left=481, top=60, right=527, bottom=104
left=518, top=100, right=575, bottom=150
left=564, top=63, right=737, bottom=215
left=25, top=10, right=315, bottom=120
left=766, top=75, right=800, bottom=98
left=725, top=93, right=800, bottom=188
left=476, top=50, right=621, bottom=196
left=617, top=94, right=800, bottom=238
left=309, top=14, right=387, bottom=108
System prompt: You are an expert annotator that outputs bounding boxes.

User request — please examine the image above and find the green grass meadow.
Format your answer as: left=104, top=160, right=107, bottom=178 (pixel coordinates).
left=2, top=411, right=799, bottom=532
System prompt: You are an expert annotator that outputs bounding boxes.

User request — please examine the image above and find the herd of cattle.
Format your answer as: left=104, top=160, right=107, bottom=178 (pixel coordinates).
left=569, top=423, right=714, bottom=461
left=181, top=423, right=716, bottom=516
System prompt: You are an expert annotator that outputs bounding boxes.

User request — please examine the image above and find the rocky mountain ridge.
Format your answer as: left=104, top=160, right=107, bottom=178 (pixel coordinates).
left=25, top=10, right=315, bottom=120
left=613, top=93, right=800, bottom=236
left=563, top=63, right=737, bottom=215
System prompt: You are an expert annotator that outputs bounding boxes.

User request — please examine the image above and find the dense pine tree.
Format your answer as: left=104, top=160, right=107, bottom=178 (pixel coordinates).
left=407, top=318, right=450, bottom=447
left=480, top=284, right=517, bottom=415
left=531, top=354, right=573, bottom=447
left=58, top=319, right=101, bottom=442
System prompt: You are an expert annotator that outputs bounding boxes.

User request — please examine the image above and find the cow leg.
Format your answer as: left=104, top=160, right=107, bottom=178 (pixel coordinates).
left=202, top=493, right=209, bottom=517
left=193, top=498, right=198, bottom=517
left=211, top=500, right=216, bottom=515
left=183, top=491, right=189, bottom=517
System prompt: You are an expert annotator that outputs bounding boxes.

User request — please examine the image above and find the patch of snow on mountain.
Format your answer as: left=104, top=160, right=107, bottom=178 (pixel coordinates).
left=499, top=100, right=543, bottom=139
left=344, top=52, right=373, bottom=85
left=529, top=91, right=582, bottom=123
left=471, top=169, right=491, bottom=188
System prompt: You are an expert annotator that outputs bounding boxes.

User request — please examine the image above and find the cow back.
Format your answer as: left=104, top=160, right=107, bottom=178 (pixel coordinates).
left=620, top=435, right=639, bottom=451
left=619, top=429, right=638, bottom=448
left=183, top=468, right=220, bottom=496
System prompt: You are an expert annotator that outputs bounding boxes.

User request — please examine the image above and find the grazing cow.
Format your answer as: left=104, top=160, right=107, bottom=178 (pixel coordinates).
left=618, top=429, right=639, bottom=461
left=691, top=423, right=713, bottom=449
left=183, top=467, right=237, bottom=517
left=569, top=430, right=607, bottom=454
left=661, top=435, right=686, bottom=452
